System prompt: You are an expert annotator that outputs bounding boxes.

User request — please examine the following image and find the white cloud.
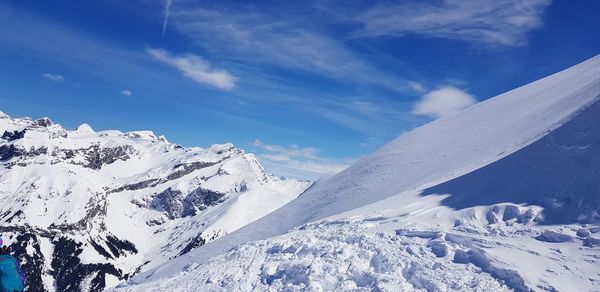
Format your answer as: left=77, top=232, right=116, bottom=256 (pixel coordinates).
left=278, top=95, right=419, bottom=136
left=354, top=0, right=552, bottom=46
left=121, top=90, right=132, bottom=96
left=41, top=73, right=64, bottom=82
left=168, top=6, right=421, bottom=93
left=1, top=5, right=179, bottom=88
left=162, top=0, right=172, bottom=36
left=407, top=81, right=427, bottom=93
left=253, top=139, right=318, bottom=160
left=252, top=139, right=353, bottom=180
left=413, top=86, right=477, bottom=119
left=147, top=48, right=237, bottom=90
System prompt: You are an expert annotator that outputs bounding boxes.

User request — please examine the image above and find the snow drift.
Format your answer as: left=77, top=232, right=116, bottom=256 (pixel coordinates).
left=422, top=97, right=600, bottom=224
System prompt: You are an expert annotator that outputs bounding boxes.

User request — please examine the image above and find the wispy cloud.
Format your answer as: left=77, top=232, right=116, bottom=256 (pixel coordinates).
left=253, top=139, right=318, bottom=161
left=407, top=81, right=427, bottom=93
left=252, top=139, right=353, bottom=180
left=413, top=86, right=477, bottom=119
left=354, top=0, right=552, bottom=46
left=146, top=48, right=237, bottom=90
left=41, top=73, right=64, bottom=82
left=0, top=5, right=166, bottom=87
left=162, top=0, right=173, bottom=36
left=280, top=94, right=419, bottom=136
left=168, top=6, right=420, bottom=93
left=121, top=90, right=132, bottom=96
left=0, top=5, right=252, bottom=127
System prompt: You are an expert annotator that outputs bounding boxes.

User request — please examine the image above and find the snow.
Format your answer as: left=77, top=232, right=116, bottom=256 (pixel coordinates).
left=200, top=180, right=308, bottom=242
left=576, top=228, right=591, bottom=237
left=75, top=123, right=95, bottom=133
left=118, top=200, right=600, bottom=291
left=583, top=237, right=600, bottom=247
left=535, top=230, right=573, bottom=243
left=117, top=221, right=508, bottom=292
left=0, top=112, right=310, bottom=290
left=119, top=54, right=600, bottom=291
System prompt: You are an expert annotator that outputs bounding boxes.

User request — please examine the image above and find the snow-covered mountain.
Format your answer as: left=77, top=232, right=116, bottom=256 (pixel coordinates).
left=0, top=113, right=310, bottom=292
left=120, top=54, right=600, bottom=291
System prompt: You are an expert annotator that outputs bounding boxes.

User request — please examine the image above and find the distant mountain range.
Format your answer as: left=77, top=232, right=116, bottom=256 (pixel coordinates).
left=0, top=112, right=309, bottom=291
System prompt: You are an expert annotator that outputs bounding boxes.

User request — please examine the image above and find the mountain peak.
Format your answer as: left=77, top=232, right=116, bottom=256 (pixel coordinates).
left=33, top=117, right=53, bottom=127
left=209, top=143, right=237, bottom=154
left=75, top=123, right=95, bottom=133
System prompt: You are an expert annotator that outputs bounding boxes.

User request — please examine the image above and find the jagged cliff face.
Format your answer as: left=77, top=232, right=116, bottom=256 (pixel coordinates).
left=0, top=112, right=310, bottom=292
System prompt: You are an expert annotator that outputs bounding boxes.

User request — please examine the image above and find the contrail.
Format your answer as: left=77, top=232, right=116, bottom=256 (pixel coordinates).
left=162, top=0, right=173, bottom=37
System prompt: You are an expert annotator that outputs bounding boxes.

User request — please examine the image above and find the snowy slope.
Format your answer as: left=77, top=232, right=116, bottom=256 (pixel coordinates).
left=121, top=54, right=600, bottom=291
left=0, top=113, right=310, bottom=291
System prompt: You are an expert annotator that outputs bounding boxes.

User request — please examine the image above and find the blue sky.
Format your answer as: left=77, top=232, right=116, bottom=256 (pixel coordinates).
left=0, top=0, right=598, bottom=179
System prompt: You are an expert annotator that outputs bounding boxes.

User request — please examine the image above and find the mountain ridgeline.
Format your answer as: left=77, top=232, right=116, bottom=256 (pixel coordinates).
left=0, top=113, right=310, bottom=291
